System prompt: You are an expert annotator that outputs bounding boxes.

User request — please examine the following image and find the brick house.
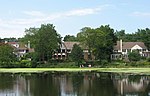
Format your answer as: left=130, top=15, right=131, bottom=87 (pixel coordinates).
left=52, top=42, right=91, bottom=60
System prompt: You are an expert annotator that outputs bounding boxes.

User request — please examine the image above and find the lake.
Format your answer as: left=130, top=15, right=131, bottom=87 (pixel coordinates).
left=0, top=72, right=150, bottom=96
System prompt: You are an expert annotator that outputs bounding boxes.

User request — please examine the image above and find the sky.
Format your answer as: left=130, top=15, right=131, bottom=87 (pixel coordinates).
left=0, top=0, right=150, bottom=38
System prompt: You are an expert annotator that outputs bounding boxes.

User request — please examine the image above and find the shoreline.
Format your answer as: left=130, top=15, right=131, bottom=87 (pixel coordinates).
left=0, top=68, right=150, bottom=75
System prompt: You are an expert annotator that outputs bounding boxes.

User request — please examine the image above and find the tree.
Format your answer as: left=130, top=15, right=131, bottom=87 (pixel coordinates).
left=2, top=38, right=18, bottom=42
left=0, top=43, right=16, bottom=67
left=128, top=50, right=141, bottom=62
left=19, top=27, right=39, bottom=48
left=77, top=27, right=94, bottom=60
left=136, top=28, right=150, bottom=50
left=77, top=25, right=117, bottom=63
left=63, top=35, right=78, bottom=42
left=70, top=44, right=83, bottom=66
left=115, top=30, right=125, bottom=40
left=21, top=24, right=61, bottom=63
left=35, top=24, right=61, bottom=62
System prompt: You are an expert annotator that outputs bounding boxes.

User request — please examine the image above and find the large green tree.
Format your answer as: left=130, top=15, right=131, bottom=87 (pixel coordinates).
left=77, top=27, right=94, bottom=60
left=70, top=44, right=83, bottom=66
left=77, top=25, right=117, bottom=62
left=20, top=27, right=39, bottom=48
left=94, top=25, right=117, bottom=61
left=0, top=44, right=16, bottom=66
left=35, top=24, right=61, bottom=62
left=22, top=24, right=61, bottom=62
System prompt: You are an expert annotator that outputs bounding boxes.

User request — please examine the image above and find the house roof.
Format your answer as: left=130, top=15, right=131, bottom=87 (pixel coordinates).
left=4, top=41, right=30, bottom=52
left=114, top=41, right=147, bottom=50
left=7, top=42, right=19, bottom=45
left=61, top=42, right=80, bottom=49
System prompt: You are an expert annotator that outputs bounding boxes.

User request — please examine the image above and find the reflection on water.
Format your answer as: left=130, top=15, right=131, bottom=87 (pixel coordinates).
left=0, top=72, right=150, bottom=96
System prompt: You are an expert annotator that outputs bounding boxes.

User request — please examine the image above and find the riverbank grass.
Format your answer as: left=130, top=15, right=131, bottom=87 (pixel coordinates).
left=0, top=68, right=150, bottom=74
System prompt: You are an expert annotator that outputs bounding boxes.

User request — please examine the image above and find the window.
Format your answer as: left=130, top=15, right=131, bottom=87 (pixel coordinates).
left=122, top=49, right=126, bottom=52
left=143, top=49, right=146, bottom=51
left=127, top=49, right=131, bottom=52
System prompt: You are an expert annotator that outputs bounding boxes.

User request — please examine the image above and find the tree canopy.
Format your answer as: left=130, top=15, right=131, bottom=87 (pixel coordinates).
left=22, top=24, right=61, bottom=62
left=77, top=25, right=117, bottom=62
left=70, top=44, right=83, bottom=66
left=63, top=35, right=78, bottom=42
left=0, top=44, right=16, bottom=64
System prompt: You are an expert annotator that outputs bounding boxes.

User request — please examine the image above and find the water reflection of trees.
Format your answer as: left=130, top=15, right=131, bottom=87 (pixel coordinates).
left=0, top=72, right=150, bottom=96
left=54, top=72, right=150, bottom=96
left=112, top=74, right=150, bottom=96
left=0, top=74, right=15, bottom=90
left=54, top=72, right=116, bottom=96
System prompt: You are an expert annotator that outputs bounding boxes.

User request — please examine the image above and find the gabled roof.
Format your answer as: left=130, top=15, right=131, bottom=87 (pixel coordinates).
left=61, top=42, right=80, bottom=49
left=123, top=42, right=147, bottom=49
left=114, top=41, right=147, bottom=50
left=4, top=42, right=29, bottom=51
left=7, top=42, right=19, bottom=45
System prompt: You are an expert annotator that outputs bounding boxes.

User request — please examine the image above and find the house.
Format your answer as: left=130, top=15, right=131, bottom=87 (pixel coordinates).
left=53, top=42, right=80, bottom=60
left=5, top=41, right=32, bottom=58
left=111, top=40, right=150, bottom=60
left=52, top=42, right=91, bottom=60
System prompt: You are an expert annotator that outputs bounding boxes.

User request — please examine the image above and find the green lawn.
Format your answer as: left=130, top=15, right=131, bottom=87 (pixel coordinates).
left=0, top=68, right=150, bottom=75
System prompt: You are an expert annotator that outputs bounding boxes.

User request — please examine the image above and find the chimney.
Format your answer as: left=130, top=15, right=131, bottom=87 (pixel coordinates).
left=120, top=39, right=122, bottom=52
left=28, top=41, right=30, bottom=49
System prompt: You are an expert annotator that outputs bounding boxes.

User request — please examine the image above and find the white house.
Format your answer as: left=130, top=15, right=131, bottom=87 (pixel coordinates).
left=6, top=41, right=31, bottom=58
left=111, top=40, right=150, bottom=60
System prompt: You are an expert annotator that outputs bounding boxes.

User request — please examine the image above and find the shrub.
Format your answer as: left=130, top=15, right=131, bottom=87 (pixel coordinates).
left=20, top=60, right=32, bottom=68
left=128, top=50, right=141, bottom=62
left=147, top=57, right=150, bottom=62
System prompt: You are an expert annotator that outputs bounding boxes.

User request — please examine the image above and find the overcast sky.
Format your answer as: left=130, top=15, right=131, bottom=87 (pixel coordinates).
left=0, top=0, right=150, bottom=38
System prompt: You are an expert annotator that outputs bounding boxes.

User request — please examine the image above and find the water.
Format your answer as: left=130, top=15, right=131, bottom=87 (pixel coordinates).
left=0, top=72, right=150, bottom=96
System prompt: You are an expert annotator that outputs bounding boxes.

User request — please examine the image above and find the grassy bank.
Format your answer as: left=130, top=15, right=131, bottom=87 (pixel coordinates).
left=0, top=68, right=150, bottom=75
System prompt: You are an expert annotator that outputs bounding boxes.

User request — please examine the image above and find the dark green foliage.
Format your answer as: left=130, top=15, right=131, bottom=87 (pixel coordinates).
left=19, top=27, right=39, bottom=48
left=0, top=44, right=17, bottom=67
left=21, top=24, right=61, bottom=63
left=23, top=52, right=39, bottom=67
left=63, top=35, right=78, bottom=42
left=35, top=24, right=61, bottom=62
left=77, top=25, right=117, bottom=63
left=1, top=37, right=18, bottom=42
left=128, top=50, right=141, bottom=62
left=147, top=57, right=150, bottom=62
left=70, top=44, right=83, bottom=66
left=0, top=44, right=16, bottom=63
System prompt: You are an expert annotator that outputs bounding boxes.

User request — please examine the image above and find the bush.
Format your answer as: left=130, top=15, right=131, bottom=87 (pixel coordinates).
left=128, top=50, right=141, bottom=62
left=147, top=57, right=150, bottom=62
left=20, top=60, right=32, bottom=68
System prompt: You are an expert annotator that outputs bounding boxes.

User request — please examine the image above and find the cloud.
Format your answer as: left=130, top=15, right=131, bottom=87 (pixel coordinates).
left=132, top=12, right=150, bottom=17
left=4, top=6, right=104, bottom=25
left=0, top=5, right=111, bottom=38
left=23, top=11, right=46, bottom=17
left=65, top=7, right=102, bottom=16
